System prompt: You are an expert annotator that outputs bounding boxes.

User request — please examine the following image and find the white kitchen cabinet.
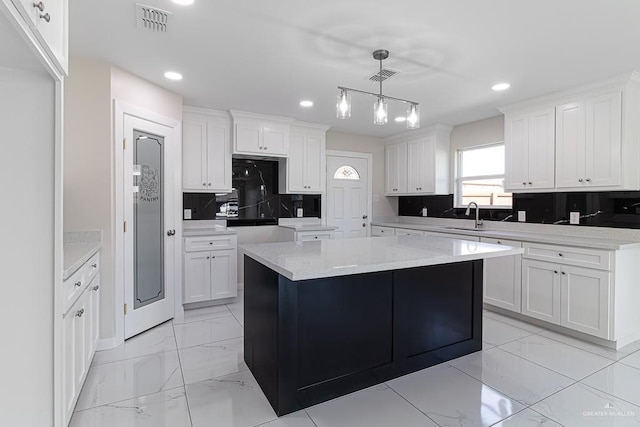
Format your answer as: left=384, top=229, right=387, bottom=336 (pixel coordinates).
left=183, top=234, right=238, bottom=304
left=10, top=0, right=68, bottom=74
left=481, top=237, right=522, bottom=313
left=231, top=111, right=293, bottom=157
left=407, top=136, right=435, bottom=193
left=556, top=91, right=622, bottom=189
left=395, top=228, right=425, bottom=236
left=371, top=225, right=396, bottom=237
left=385, top=143, right=407, bottom=194
left=279, top=123, right=329, bottom=194
left=504, top=107, right=555, bottom=191
left=521, top=259, right=562, bottom=325
left=183, top=108, right=232, bottom=192
left=384, top=125, right=451, bottom=196
left=183, top=252, right=211, bottom=303
left=561, top=265, right=611, bottom=339
left=62, top=272, right=99, bottom=426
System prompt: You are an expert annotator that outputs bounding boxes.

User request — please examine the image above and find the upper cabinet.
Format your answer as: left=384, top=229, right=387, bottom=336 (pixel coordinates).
left=556, top=92, right=622, bottom=189
left=9, top=0, right=68, bottom=75
left=230, top=111, right=293, bottom=157
left=182, top=108, right=232, bottom=193
left=279, top=122, right=330, bottom=194
left=384, top=125, right=451, bottom=196
left=500, top=72, right=640, bottom=193
left=505, top=107, right=555, bottom=191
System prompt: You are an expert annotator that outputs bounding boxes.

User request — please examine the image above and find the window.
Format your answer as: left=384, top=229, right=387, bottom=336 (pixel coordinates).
left=456, top=144, right=511, bottom=207
left=333, top=165, right=360, bottom=180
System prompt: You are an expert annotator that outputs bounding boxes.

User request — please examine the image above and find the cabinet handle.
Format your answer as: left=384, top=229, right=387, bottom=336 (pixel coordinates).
left=32, top=1, right=45, bottom=11
left=91, top=263, right=97, bottom=268
left=93, top=285, right=100, bottom=291
left=203, top=182, right=207, bottom=186
left=264, top=146, right=268, bottom=150
left=314, top=236, right=318, bottom=239
left=39, top=12, right=50, bottom=22
left=212, top=256, right=216, bottom=259
left=562, top=271, right=566, bottom=275
left=497, top=241, right=502, bottom=244
left=558, top=253, right=563, bottom=257
left=554, top=270, right=558, bottom=274
left=75, top=281, right=82, bottom=288
left=206, top=256, right=210, bottom=259
left=578, top=178, right=583, bottom=182
left=528, top=182, right=532, bottom=185
left=586, top=178, right=591, bottom=182
left=522, top=182, right=526, bottom=185
left=209, top=242, right=213, bottom=245
left=76, top=308, right=85, bottom=317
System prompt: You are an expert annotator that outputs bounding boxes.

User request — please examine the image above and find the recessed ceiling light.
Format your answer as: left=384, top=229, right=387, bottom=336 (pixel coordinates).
left=394, top=116, right=406, bottom=122
left=164, top=71, right=183, bottom=80
left=299, top=100, right=314, bottom=108
left=492, top=82, right=511, bottom=91
left=171, top=0, right=194, bottom=5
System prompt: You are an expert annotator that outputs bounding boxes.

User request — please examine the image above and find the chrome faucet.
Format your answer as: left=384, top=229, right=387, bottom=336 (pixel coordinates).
left=465, top=201, right=483, bottom=229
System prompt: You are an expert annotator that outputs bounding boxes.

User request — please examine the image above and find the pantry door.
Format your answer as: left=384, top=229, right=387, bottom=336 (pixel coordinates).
left=119, top=109, right=179, bottom=339
left=326, top=151, right=372, bottom=239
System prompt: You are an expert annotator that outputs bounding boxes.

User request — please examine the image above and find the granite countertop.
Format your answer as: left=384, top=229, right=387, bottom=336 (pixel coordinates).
left=63, top=231, right=103, bottom=281
left=372, top=221, right=640, bottom=250
left=278, top=224, right=338, bottom=232
left=241, top=235, right=523, bottom=281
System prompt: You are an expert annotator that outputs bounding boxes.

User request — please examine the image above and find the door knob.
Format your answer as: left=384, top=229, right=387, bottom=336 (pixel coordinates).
left=166, top=229, right=176, bottom=236
left=362, top=215, right=368, bottom=219
left=362, top=223, right=366, bottom=227
left=32, top=1, right=45, bottom=11
left=39, top=12, right=50, bottom=22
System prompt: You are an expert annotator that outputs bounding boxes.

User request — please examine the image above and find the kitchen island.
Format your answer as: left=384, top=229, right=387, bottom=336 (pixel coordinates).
left=242, top=235, right=523, bottom=415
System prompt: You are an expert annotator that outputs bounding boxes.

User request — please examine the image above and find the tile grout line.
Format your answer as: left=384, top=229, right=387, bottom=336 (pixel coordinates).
left=303, top=408, right=319, bottom=427
left=575, top=366, right=640, bottom=410
left=384, top=383, right=446, bottom=427
left=172, top=320, right=195, bottom=427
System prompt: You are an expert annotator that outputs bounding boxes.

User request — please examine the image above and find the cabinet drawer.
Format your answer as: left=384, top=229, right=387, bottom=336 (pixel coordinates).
left=523, top=243, right=611, bottom=271
left=395, top=228, right=425, bottom=236
left=185, top=235, right=237, bottom=252
left=297, top=232, right=333, bottom=242
left=480, top=237, right=523, bottom=248
left=62, top=253, right=100, bottom=315
left=371, top=225, right=396, bottom=237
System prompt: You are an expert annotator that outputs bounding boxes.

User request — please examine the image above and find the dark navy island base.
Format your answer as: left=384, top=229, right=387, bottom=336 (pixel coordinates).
left=243, top=255, right=483, bottom=416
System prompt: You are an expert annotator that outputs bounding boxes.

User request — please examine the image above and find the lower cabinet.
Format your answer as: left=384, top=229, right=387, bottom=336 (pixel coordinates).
left=62, top=274, right=100, bottom=425
left=183, top=234, right=238, bottom=304
left=481, top=238, right=522, bottom=313
left=522, top=259, right=611, bottom=339
left=521, top=259, right=562, bottom=324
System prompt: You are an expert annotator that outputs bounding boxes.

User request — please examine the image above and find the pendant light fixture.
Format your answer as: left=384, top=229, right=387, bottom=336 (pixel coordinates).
left=337, top=49, right=420, bottom=129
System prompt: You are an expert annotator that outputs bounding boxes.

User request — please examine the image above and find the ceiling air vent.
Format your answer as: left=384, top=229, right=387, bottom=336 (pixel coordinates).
left=136, top=3, right=172, bottom=33
left=368, top=69, right=397, bottom=83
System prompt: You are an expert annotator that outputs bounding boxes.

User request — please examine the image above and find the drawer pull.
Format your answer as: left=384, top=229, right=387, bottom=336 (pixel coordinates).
left=314, top=236, right=318, bottom=239
left=209, top=242, right=213, bottom=245
left=554, top=270, right=558, bottom=274
left=562, top=271, right=566, bottom=275
left=74, top=281, right=82, bottom=288
left=93, top=285, right=100, bottom=291
left=558, top=253, right=563, bottom=257
left=497, top=241, right=502, bottom=244
left=76, top=308, right=85, bottom=317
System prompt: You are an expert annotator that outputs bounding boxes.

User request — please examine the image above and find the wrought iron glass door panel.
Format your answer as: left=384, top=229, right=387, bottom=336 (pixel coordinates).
left=133, top=130, right=164, bottom=309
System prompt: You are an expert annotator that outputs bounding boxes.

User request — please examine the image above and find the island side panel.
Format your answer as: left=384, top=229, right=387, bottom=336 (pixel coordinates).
left=393, top=260, right=483, bottom=372
left=244, top=256, right=280, bottom=410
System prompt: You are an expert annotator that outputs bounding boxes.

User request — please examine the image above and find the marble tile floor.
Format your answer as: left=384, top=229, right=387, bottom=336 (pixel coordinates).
left=71, top=291, right=640, bottom=426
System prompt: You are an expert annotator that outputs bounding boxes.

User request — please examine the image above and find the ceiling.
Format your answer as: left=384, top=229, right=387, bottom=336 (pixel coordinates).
left=70, top=0, right=640, bottom=138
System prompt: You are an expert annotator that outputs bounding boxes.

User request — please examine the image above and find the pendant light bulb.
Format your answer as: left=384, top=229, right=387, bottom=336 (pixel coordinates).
left=407, top=104, right=420, bottom=129
left=336, top=89, right=351, bottom=119
left=374, top=97, right=388, bottom=125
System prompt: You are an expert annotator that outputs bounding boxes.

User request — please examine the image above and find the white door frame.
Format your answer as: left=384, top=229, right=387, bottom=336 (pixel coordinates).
left=324, top=150, right=373, bottom=237
left=113, top=100, right=183, bottom=346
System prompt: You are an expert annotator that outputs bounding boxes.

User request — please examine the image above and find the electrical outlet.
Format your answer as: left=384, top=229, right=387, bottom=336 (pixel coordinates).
left=570, top=211, right=580, bottom=224
left=422, top=207, right=428, bottom=217
left=296, top=207, right=303, bottom=218
left=183, top=209, right=192, bottom=220
left=518, top=211, right=526, bottom=222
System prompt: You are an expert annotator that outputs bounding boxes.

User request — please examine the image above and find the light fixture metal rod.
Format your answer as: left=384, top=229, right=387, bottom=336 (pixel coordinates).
left=337, top=86, right=418, bottom=106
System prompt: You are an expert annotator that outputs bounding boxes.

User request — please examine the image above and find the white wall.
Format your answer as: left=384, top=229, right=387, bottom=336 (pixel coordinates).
left=326, top=131, right=397, bottom=218
left=0, top=67, right=55, bottom=426
left=449, top=115, right=505, bottom=193
left=64, top=57, right=113, bottom=336
left=65, top=58, right=182, bottom=343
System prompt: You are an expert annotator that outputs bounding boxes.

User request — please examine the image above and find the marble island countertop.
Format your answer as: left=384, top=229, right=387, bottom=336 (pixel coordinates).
left=241, top=235, right=523, bottom=281
left=63, top=231, right=103, bottom=280
left=183, top=220, right=236, bottom=237
left=372, top=220, right=640, bottom=250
